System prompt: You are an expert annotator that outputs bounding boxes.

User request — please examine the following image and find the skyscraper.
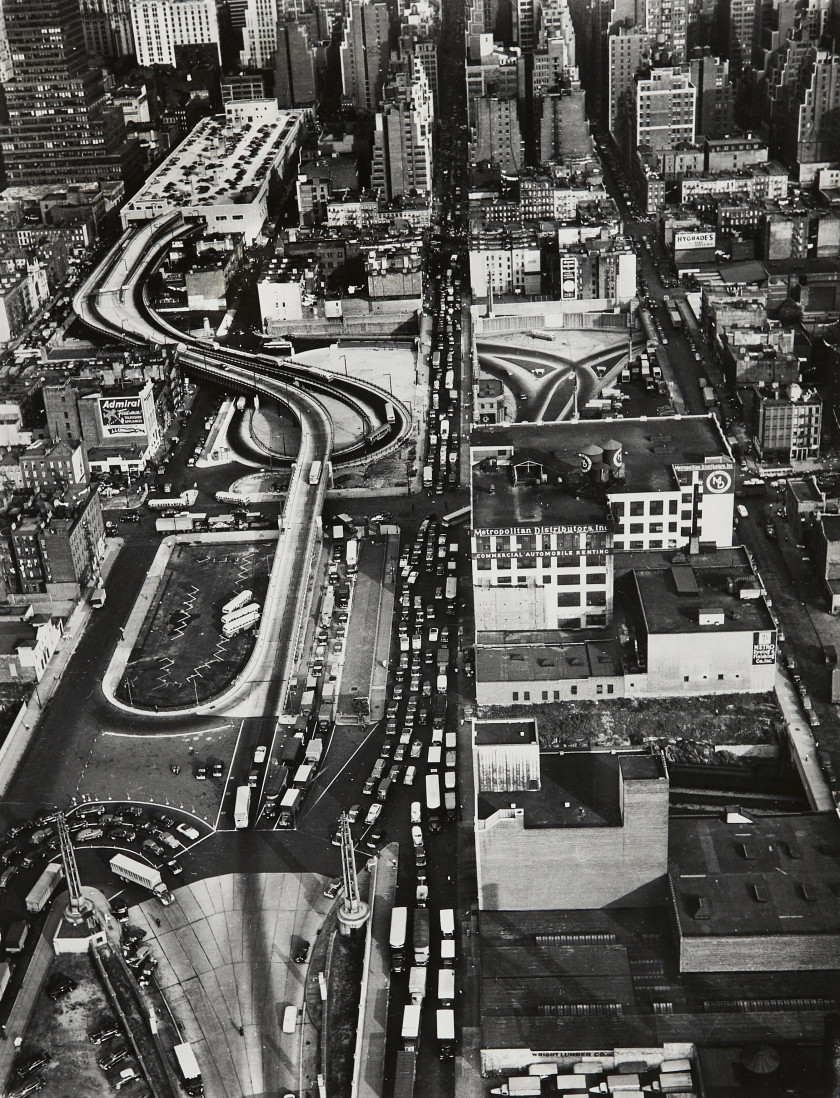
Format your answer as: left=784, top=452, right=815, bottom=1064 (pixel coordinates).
left=0, top=0, right=142, bottom=190
left=371, top=62, right=434, bottom=198
left=275, top=17, right=317, bottom=106
left=129, top=0, right=220, bottom=67
left=689, top=47, right=734, bottom=138
left=634, top=65, right=696, bottom=151
left=340, top=0, right=389, bottom=110
left=79, top=0, right=135, bottom=59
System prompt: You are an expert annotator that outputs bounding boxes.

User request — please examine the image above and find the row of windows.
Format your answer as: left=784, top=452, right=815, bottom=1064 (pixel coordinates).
left=476, top=557, right=609, bottom=572
left=511, top=684, right=616, bottom=701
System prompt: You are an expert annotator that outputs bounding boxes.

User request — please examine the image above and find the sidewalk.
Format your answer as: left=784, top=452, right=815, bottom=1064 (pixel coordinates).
left=354, top=845, right=398, bottom=1098
left=0, top=539, right=123, bottom=796
left=775, top=668, right=834, bottom=811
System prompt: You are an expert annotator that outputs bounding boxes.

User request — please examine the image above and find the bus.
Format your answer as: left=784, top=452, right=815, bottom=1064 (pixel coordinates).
left=390, top=906, right=408, bottom=972
left=385, top=401, right=395, bottom=424
left=234, top=786, right=251, bottom=828
left=639, top=308, right=659, bottom=345
left=308, top=460, right=322, bottom=485
left=442, top=505, right=469, bottom=527
left=222, top=589, right=252, bottom=616
left=667, top=306, right=683, bottom=329
left=425, top=773, right=441, bottom=832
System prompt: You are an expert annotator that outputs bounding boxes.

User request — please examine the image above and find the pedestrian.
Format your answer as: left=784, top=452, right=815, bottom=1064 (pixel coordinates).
left=239, top=1026, right=245, bottom=1037
left=155, top=918, right=161, bottom=927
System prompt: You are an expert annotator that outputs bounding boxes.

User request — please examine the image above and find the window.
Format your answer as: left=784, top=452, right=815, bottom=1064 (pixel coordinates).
left=512, top=691, right=519, bottom=701
left=630, top=500, right=644, bottom=517
left=523, top=691, right=530, bottom=701
left=541, top=691, right=548, bottom=701
left=476, top=558, right=490, bottom=570
left=718, top=673, right=724, bottom=680
left=571, top=685, right=578, bottom=695
left=649, top=499, right=664, bottom=516
left=596, top=684, right=603, bottom=695
left=683, top=675, right=689, bottom=682
left=553, top=691, right=559, bottom=701
left=556, top=573, right=580, bottom=585
left=586, top=591, right=607, bottom=606
left=557, top=592, right=579, bottom=606
left=607, top=684, right=614, bottom=694
left=629, top=523, right=644, bottom=534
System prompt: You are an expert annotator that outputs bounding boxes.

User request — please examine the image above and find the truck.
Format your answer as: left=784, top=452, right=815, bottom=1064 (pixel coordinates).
left=281, top=735, right=305, bottom=769
left=440, top=908, right=455, bottom=938
left=173, top=1042, right=203, bottom=1096
left=304, top=737, right=324, bottom=766
left=320, top=586, right=335, bottom=626
left=408, top=966, right=427, bottom=1004
left=402, top=1004, right=422, bottom=1052
left=413, top=907, right=430, bottom=965
left=262, top=763, right=289, bottom=816
left=336, top=582, right=351, bottom=610
left=390, top=906, right=408, bottom=972
left=392, top=1051, right=417, bottom=1098
left=90, top=588, right=107, bottom=608
left=436, top=1009, right=455, bottom=1059
left=423, top=465, right=433, bottom=487
left=146, top=490, right=198, bottom=511
left=109, top=854, right=173, bottom=905
left=26, top=862, right=63, bottom=913
left=155, top=514, right=201, bottom=533
left=316, top=702, right=332, bottom=735
left=438, top=969, right=455, bottom=1006
left=490, top=1079, right=544, bottom=1096
left=292, top=763, right=315, bottom=789
left=5, top=921, right=28, bottom=952
left=444, top=791, right=457, bottom=820
left=277, top=787, right=302, bottom=828
left=308, top=460, right=322, bottom=485
left=432, top=695, right=446, bottom=733
left=425, top=773, right=441, bottom=832
left=436, top=671, right=448, bottom=693
left=702, top=385, right=716, bottom=409
left=346, top=538, right=358, bottom=573
left=234, top=785, right=251, bottom=829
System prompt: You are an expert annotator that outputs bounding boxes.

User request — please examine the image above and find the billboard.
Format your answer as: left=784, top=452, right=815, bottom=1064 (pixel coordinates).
left=99, top=396, right=145, bottom=437
left=674, top=230, right=716, bottom=251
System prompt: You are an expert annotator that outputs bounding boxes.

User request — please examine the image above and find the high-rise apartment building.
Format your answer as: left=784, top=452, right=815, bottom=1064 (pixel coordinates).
left=537, top=85, right=590, bottom=162
left=0, top=0, right=141, bottom=190
left=371, top=63, right=434, bottom=198
left=275, top=17, right=317, bottom=106
left=608, top=27, right=651, bottom=151
left=130, top=0, right=220, bottom=67
left=717, top=0, right=760, bottom=76
left=471, top=96, right=525, bottom=171
left=79, top=0, right=134, bottom=59
left=340, top=0, right=390, bottom=110
left=689, top=48, right=733, bottom=138
left=635, top=66, right=696, bottom=151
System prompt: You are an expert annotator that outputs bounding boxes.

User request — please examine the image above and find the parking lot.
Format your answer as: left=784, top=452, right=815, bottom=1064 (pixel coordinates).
left=118, top=540, right=276, bottom=709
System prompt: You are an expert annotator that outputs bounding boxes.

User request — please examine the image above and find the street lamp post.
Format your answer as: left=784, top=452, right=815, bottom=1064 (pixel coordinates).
left=384, top=373, right=393, bottom=394
left=341, top=355, right=348, bottom=376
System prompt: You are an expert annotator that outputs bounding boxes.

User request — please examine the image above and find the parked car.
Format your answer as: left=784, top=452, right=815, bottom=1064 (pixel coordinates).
left=294, top=939, right=310, bottom=964
left=14, top=1051, right=51, bottom=1078
left=175, top=822, right=199, bottom=841
left=46, top=973, right=77, bottom=1001
left=89, top=1026, right=121, bottom=1044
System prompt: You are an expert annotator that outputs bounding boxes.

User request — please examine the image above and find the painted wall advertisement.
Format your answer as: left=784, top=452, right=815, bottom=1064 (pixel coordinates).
left=99, top=396, right=145, bottom=437
left=752, top=631, right=776, bottom=665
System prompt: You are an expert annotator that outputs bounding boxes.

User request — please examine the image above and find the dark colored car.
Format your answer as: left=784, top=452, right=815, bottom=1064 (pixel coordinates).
left=46, top=973, right=77, bottom=1001
left=294, top=940, right=310, bottom=963
left=14, top=1050, right=51, bottom=1078
left=89, top=1026, right=121, bottom=1044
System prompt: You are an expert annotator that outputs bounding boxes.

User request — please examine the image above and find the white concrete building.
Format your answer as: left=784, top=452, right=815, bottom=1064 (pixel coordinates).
left=468, top=228, right=541, bottom=298
left=130, top=0, right=220, bottom=67
left=120, top=101, right=307, bottom=243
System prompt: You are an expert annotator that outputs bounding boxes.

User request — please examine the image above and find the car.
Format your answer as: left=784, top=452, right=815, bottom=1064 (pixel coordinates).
left=365, top=803, right=382, bottom=826
left=46, top=972, right=77, bottom=1000
left=388, top=765, right=401, bottom=784
left=428, top=626, right=439, bottom=642
left=399, top=730, right=411, bottom=746
left=392, top=684, right=404, bottom=700
left=347, top=804, right=361, bottom=823
left=363, top=828, right=386, bottom=852
left=175, top=822, right=200, bottom=841
left=15, top=1051, right=51, bottom=1079
left=294, top=939, right=310, bottom=963
left=109, top=827, right=136, bottom=843
left=141, top=839, right=164, bottom=858
left=111, top=898, right=128, bottom=921
left=152, top=814, right=175, bottom=830
left=194, top=766, right=206, bottom=781
left=394, top=744, right=407, bottom=762
left=112, top=1067, right=141, bottom=1090
left=212, top=761, right=224, bottom=779
left=9, top=1077, right=45, bottom=1098
left=155, top=831, right=181, bottom=850
left=99, top=1050, right=129, bottom=1071
left=362, top=776, right=376, bottom=796
left=410, top=740, right=422, bottom=759
left=253, top=746, right=267, bottom=764
left=165, top=857, right=183, bottom=876
left=119, top=805, right=143, bottom=819
left=323, top=878, right=342, bottom=899
left=403, top=766, right=416, bottom=786
left=89, top=1026, right=121, bottom=1044
left=440, top=627, right=449, bottom=644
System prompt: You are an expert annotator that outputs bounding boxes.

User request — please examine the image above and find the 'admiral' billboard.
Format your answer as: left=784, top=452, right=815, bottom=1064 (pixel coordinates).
left=99, top=396, right=145, bottom=437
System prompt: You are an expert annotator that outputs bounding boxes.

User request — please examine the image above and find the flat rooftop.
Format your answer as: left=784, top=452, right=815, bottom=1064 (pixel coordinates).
left=474, top=718, right=538, bottom=746
left=476, top=639, right=623, bottom=682
left=477, top=751, right=640, bottom=828
left=670, top=813, right=840, bottom=939
left=614, top=546, right=775, bottom=635
left=123, top=106, right=304, bottom=213
left=471, top=416, right=730, bottom=530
